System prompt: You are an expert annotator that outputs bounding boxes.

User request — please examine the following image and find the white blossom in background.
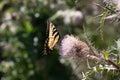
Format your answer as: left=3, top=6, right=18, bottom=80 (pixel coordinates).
left=0, top=23, right=7, bottom=30
left=1, top=12, right=18, bottom=34
left=33, top=36, right=39, bottom=46
left=50, top=10, right=83, bottom=25
left=116, top=0, right=120, bottom=11
left=38, top=0, right=66, bottom=9
left=116, top=39, right=120, bottom=53
left=0, top=61, right=14, bottom=73
left=58, top=10, right=83, bottom=25
left=5, top=12, right=12, bottom=20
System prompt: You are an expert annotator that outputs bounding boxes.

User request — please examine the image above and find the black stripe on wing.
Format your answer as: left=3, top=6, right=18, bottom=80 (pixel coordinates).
left=44, top=38, right=51, bottom=55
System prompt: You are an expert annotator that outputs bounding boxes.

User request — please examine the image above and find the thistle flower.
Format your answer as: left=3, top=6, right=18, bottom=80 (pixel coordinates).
left=60, top=35, right=90, bottom=58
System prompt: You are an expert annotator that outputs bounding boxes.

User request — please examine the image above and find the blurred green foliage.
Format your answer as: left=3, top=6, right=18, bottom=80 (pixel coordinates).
left=0, top=0, right=75, bottom=80
left=0, top=0, right=120, bottom=80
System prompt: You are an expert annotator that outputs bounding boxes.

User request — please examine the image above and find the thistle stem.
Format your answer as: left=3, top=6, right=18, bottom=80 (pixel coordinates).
left=106, top=59, right=120, bottom=70
left=90, top=52, right=120, bottom=70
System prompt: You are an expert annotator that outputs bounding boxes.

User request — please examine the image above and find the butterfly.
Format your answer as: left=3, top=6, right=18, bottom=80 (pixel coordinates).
left=44, top=21, right=60, bottom=55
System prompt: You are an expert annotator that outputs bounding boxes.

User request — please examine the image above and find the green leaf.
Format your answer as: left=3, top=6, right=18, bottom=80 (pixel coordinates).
left=103, top=51, right=109, bottom=60
left=82, top=69, right=95, bottom=80
left=118, top=60, right=120, bottom=65
left=23, top=21, right=33, bottom=33
left=0, top=1, right=7, bottom=10
left=100, top=10, right=109, bottom=40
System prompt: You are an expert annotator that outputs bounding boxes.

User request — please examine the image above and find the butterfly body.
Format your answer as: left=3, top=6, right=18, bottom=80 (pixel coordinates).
left=44, top=21, right=59, bottom=55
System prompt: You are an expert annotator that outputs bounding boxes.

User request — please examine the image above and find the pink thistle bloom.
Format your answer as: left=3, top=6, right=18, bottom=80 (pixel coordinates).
left=60, top=35, right=90, bottom=58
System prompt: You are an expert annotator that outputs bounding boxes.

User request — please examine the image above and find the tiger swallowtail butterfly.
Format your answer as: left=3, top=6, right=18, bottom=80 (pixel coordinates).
left=44, top=21, right=60, bottom=55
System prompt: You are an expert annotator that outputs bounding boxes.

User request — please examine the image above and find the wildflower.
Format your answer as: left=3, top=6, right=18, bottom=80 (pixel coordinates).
left=51, top=10, right=83, bottom=25
left=0, top=61, right=14, bottom=73
left=60, top=35, right=89, bottom=58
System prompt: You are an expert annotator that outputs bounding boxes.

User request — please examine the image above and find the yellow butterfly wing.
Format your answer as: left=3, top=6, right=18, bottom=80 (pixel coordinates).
left=44, top=21, right=59, bottom=54
left=48, top=22, right=59, bottom=49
